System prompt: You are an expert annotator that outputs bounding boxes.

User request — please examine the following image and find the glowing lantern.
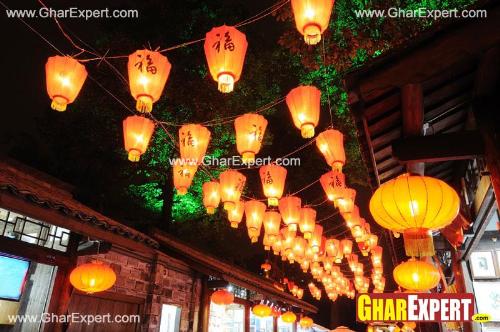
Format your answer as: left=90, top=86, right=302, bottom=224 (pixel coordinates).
left=260, top=165, right=287, bottom=206
left=369, top=173, right=460, bottom=257
left=371, top=246, right=383, bottom=266
left=285, top=86, right=321, bottom=138
left=45, top=56, right=87, bottom=112
left=128, top=50, right=171, bottom=113
left=340, top=239, right=353, bottom=255
left=228, top=200, right=245, bottom=228
left=263, top=211, right=281, bottom=242
left=211, top=289, right=234, bottom=305
left=281, top=311, right=297, bottom=323
left=316, top=129, right=345, bottom=171
left=393, top=259, right=441, bottom=292
left=292, top=237, right=307, bottom=262
left=272, top=235, right=283, bottom=255
left=297, top=288, right=304, bottom=299
left=366, top=234, right=379, bottom=249
left=235, top=114, right=268, bottom=163
left=281, top=227, right=296, bottom=255
left=299, top=207, right=316, bottom=239
left=69, top=262, right=116, bottom=294
left=336, top=188, right=356, bottom=213
left=245, top=200, right=266, bottom=243
left=291, top=0, right=334, bottom=45
left=202, top=181, right=220, bottom=214
left=252, top=304, right=272, bottom=318
left=122, top=115, right=155, bottom=162
left=279, top=196, right=302, bottom=232
left=299, top=316, right=314, bottom=328
left=173, top=159, right=198, bottom=195
left=325, top=238, right=339, bottom=257
left=261, top=261, right=272, bottom=272
left=320, top=170, right=345, bottom=201
left=204, top=25, right=248, bottom=93
left=342, top=205, right=359, bottom=228
left=219, top=170, right=246, bottom=210
left=309, top=225, right=323, bottom=253
left=300, top=260, right=310, bottom=272
left=179, top=124, right=211, bottom=164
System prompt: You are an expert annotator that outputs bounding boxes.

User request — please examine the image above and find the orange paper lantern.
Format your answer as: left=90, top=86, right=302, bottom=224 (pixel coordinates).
left=337, top=188, right=356, bottom=213
left=309, top=224, right=323, bottom=253
left=263, top=211, right=282, bottom=242
left=299, top=207, right=317, bottom=239
left=261, top=262, right=272, bottom=272
left=281, top=311, right=297, bottom=323
left=340, top=239, right=353, bottom=255
left=291, top=0, right=335, bottom=45
left=219, top=170, right=246, bottom=210
left=320, top=170, right=345, bottom=201
left=369, top=173, right=460, bottom=257
left=70, top=262, right=116, bottom=294
left=46, top=56, right=87, bottom=112
left=173, top=159, right=198, bottom=195
left=123, top=115, right=155, bottom=162
left=179, top=124, right=211, bottom=165
left=202, top=181, right=220, bottom=214
left=316, top=129, right=345, bottom=171
left=393, top=259, right=440, bottom=292
left=235, top=114, right=268, bottom=163
left=245, top=200, right=266, bottom=243
left=286, top=86, right=321, bottom=138
left=211, top=289, right=234, bottom=305
left=252, top=304, right=272, bottom=318
left=228, top=200, right=245, bottom=228
left=279, top=196, right=302, bottom=232
left=128, top=50, right=171, bottom=113
left=260, top=164, right=287, bottom=206
left=300, top=316, right=314, bottom=328
left=204, top=25, right=248, bottom=93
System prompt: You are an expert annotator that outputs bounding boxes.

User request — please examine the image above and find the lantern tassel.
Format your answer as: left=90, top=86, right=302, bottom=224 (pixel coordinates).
left=51, top=97, right=68, bottom=112
left=136, top=96, right=153, bottom=113
left=403, top=228, right=435, bottom=257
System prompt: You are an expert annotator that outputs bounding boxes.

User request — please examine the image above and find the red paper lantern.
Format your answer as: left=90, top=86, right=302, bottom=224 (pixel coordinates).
left=123, top=115, right=155, bottom=162
left=70, top=262, right=116, bottom=294
left=299, top=207, right=316, bottom=239
left=245, top=200, right=266, bottom=243
left=320, top=170, right=345, bottom=201
left=260, top=164, right=287, bottom=206
left=286, top=86, right=321, bottom=138
left=219, top=170, right=246, bottom=210
left=179, top=124, right=211, bottom=165
left=46, top=56, right=87, bottom=112
left=279, top=196, right=302, bottom=232
left=202, top=181, right=220, bottom=214
left=211, top=289, right=234, bottom=305
left=235, top=114, right=268, bottom=163
left=204, top=25, right=248, bottom=93
left=291, top=0, right=335, bottom=45
left=173, top=159, right=198, bottom=195
left=316, top=129, right=345, bottom=171
left=128, top=50, right=171, bottom=113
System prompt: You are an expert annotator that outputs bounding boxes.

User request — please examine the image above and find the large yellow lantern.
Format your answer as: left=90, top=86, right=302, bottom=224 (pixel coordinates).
left=299, top=207, right=316, bottom=239
left=393, top=259, right=441, bottom=292
left=179, top=124, right=211, bottom=165
left=285, top=86, right=321, bottom=138
left=202, top=181, right=220, bottom=214
left=291, top=0, right=335, bottom=45
left=252, top=304, right=272, bottom=317
left=279, top=196, right=302, bottom=232
left=260, top=164, right=287, bottom=206
left=228, top=200, right=245, bottom=228
left=281, top=311, right=297, bottom=323
left=45, top=56, right=87, bottom=112
left=204, top=25, right=248, bottom=93
left=69, top=262, right=116, bottom=294
left=128, top=50, right=171, bottom=113
left=316, top=129, right=345, bottom=171
left=245, top=200, right=266, bottom=243
left=369, top=173, right=460, bottom=257
left=320, top=170, right=345, bottom=201
left=235, top=114, right=268, bottom=163
left=219, top=170, right=246, bottom=210
left=299, top=316, right=314, bottom=328
left=122, top=115, right=155, bottom=162
left=173, top=159, right=198, bottom=195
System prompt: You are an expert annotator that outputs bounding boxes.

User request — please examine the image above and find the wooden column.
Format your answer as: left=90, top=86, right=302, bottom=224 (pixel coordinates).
left=401, top=84, right=425, bottom=175
left=199, top=277, right=209, bottom=332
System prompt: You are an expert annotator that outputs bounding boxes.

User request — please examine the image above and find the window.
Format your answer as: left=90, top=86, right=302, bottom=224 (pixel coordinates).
left=159, top=304, right=181, bottom=332
left=249, top=311, right=274, bottom=332
left=209, top=302, right=245, bottom=332
left=277, top=317, right=295, bottom=332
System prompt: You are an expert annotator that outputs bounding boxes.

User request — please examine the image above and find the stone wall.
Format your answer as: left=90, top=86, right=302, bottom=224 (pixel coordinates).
left=75, top=246, right=201, bottom=332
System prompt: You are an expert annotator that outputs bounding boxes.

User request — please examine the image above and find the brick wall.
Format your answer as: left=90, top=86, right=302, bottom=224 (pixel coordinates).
left=76, top=246, right=201, bottom=332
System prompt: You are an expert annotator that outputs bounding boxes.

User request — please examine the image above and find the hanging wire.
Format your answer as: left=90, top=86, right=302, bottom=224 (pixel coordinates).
left=321, top=37, right=334, bottom=127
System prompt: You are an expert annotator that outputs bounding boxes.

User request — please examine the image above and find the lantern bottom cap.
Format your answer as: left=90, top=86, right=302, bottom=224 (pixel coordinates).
left=241, top=152, right=255, bottom=164
left=303, top=24, right=322, bottom=45
left=206, top=207, right=215, bottom=214
left=267, top=197, right=278, bottom=206
left=136, top=95, right=153, bottom=113
left=128, top=150, right=141, bottom=162
left=230, top=221, right=239, bottom=228
left=223, top=201, right=235, bottom=211
left=51, top=96, right=68, bottom=112
left=264, top=245, right=270, bottom=250
left=217, top=73, right=235, bottom=93
left=177, top=187, right=188, bottom=195
left=300, top=123, right=315, bottom=138
left=303, top=232, right=312, bottom=240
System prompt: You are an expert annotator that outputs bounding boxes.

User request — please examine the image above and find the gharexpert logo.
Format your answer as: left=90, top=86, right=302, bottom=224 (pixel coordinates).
left=356, top=293, right=475, bottom=322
